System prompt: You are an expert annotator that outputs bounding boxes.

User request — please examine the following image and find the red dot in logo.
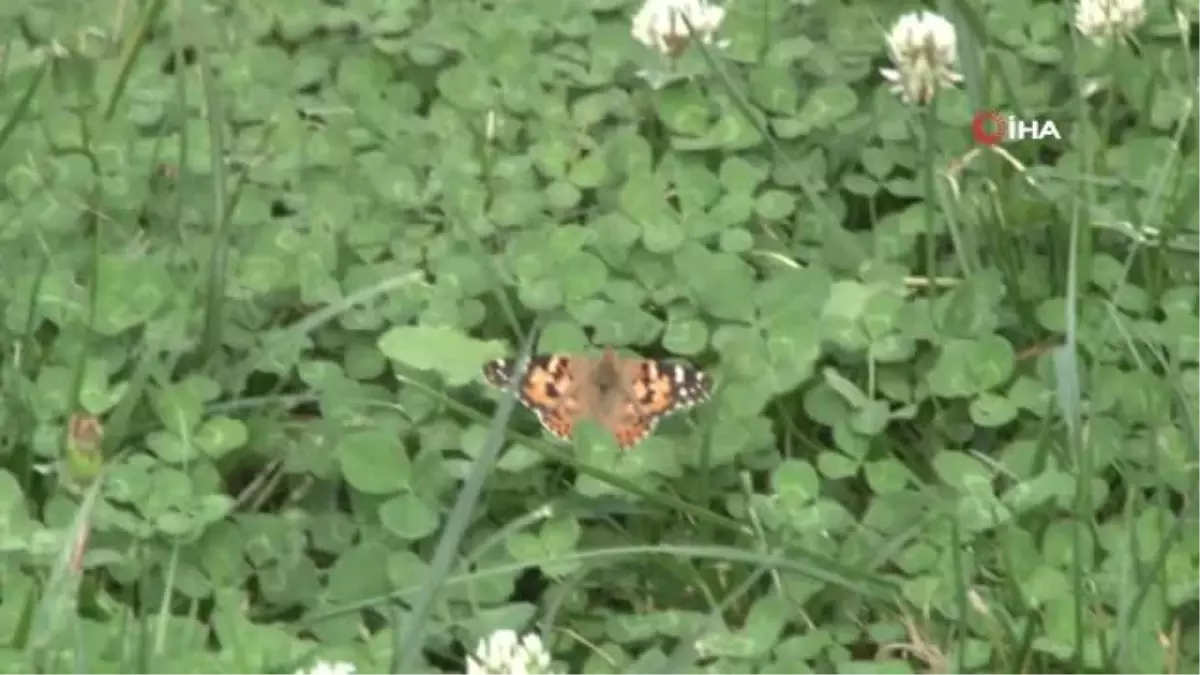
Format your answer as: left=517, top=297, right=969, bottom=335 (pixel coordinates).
left=971, top=111, right=1005, bottom=146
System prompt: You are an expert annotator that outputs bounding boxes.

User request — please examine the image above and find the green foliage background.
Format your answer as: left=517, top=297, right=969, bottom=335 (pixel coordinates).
left=0, top=0, right=1196, bottom=672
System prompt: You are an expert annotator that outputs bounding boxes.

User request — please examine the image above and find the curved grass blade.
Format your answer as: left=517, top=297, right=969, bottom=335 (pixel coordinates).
left=390, top=330, right=541, bottom=673
left=311, top=543, right=904, bottom=626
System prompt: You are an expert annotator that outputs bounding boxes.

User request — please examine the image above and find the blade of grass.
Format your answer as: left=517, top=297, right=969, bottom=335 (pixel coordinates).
left=0, top=54, right=48, bottom=152
left=25, top=474, right=103, bottom=665
left=1103, top=311, right=1200, bottom=667
left=684, top=17, right=839, bottom=234
left=100, top=0, right=167, bottom=121
left=663, top=565, right=773, bottom=672
left=389, top=372, right=751, bottom=538
left=314, top=542, right=904, bottom=628
left=220, top=271, right=427, bottom=390
left=391, top=331, right=541, bottom=673
left=1059, top=27, right=1091, bottom=674
left=345, top=81, right=527, bottom=341
left=185, top=7, right=234, bottom=363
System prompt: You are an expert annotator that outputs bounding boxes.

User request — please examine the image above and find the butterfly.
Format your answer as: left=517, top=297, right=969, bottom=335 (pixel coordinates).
left=482, top=346, right=714, bottom=450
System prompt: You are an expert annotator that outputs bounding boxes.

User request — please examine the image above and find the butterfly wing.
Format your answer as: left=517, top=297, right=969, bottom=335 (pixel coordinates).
left=606, top=358, right=713, bottom=450
left=631, top=359, right=714, bottom=415
left=607, top=407, right=658, bottom=450
left=482, top=354, right=581, bottom=442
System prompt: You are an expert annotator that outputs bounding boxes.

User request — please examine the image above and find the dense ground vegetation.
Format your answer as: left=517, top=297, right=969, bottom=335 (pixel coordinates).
left=0, top=0, right=1196, bottom=672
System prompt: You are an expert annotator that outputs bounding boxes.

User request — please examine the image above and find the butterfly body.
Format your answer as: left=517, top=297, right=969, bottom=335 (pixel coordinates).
left=482, top=346, right=713, bottom=449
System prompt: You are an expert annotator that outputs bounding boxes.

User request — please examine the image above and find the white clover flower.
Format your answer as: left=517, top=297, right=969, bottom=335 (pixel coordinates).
left=296, top=661, right=356, bottom=675
left=879, top=11, right=964, bottom=106
left=631, top=0, right=727, bottom=59
left=466, top=629, right=557, bottom=675
left=1075, top=0, right=1147, bottom=43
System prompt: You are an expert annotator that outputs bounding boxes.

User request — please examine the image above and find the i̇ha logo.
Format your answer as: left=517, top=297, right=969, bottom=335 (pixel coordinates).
left=971, top=110, right=1062, bottom=146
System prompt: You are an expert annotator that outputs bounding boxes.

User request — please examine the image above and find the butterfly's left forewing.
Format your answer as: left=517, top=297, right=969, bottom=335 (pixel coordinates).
left=482, top=357, right=519, bottom=390
left=483, top=354, right=553, bottom=401
left=483, top=354, right=581, bottom=442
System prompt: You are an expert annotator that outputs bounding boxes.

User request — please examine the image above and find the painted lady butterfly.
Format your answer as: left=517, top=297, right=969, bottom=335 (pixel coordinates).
left=482, top=346, right=713, bottom=449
